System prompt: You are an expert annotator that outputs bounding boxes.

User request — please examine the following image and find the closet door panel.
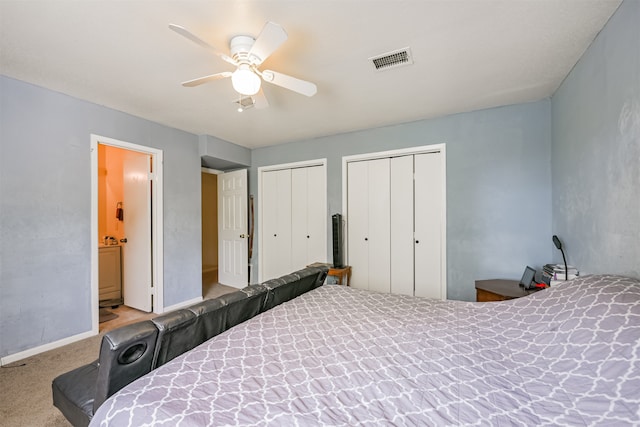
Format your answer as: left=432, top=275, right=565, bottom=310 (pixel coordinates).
left=390, top=155, right=415, bottom=296
left=305, top=166, right=326, bottom=265
left=347, top=161, right=369, bottom=290
left=414, top=152, right=442, bottom=299
left=367, top=158, right=391, bottom=293
left=291, top=167, right=309, bottom=270
left=262, top=170, right=280, bottom=281
left=262, top=169, right=292, bottom=281
left=275, top=169, right=293, bottom=278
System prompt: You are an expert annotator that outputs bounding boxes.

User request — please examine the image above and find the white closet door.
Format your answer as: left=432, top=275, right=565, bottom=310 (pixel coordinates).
left=347, top=161, right=369, bottom=290
left=291, top=167, right=308, bottom=270
left=367, top=158, right=391, bottom=293
left=390, top=155, right=415, bottom=296
left=291, top=166, right=326, bottom=270
left=262, top=169, right=292, bottom=281
left=305, top=166, right=326, bottom=265
left=414, top=152, right=443, bottom=299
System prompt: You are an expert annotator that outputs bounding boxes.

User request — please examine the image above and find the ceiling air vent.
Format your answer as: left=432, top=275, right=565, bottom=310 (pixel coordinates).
left=233, top=96, right=255, bottom=112
left=369, top=47, right=413, bottom=71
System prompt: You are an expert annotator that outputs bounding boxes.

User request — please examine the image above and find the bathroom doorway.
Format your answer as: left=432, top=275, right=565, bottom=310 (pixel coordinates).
left=90, top=134, right=164, bottom=335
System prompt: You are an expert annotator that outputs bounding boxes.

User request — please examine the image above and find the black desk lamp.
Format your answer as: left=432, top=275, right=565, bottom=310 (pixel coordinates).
left=552, top=235, right=568, bottom=281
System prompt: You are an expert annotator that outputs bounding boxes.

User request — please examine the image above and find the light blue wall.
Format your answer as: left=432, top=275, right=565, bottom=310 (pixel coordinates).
left=0, top=76, right=203, bottom=358
left=199, top=134, right=251, bottom=167
left=551, top=0, right=639, bottom=278
left=251, top=100, right=553, bottom=300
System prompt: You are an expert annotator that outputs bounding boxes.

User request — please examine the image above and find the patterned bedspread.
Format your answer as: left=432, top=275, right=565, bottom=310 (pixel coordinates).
left=91, top=275, right=640, bottom=426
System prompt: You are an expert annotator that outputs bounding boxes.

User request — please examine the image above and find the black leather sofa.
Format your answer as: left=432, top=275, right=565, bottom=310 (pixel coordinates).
left=52, top=266, right=328, bottom=427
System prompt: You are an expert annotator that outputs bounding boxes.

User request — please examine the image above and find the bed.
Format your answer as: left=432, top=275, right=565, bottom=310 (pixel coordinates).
left=90, top=274, right=640, bottom=426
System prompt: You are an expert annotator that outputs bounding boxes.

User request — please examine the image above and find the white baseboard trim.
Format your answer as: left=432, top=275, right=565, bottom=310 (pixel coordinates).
left=163, top=296, right=203, bottom=313
left=0, top=329, right=97, bottom=366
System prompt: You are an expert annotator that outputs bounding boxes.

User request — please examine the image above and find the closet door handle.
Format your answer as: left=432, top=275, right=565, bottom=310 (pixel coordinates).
left=307, top=235, right=310, bottom=238
left=415, top=240, right=419, bottom=244
left=364, top=237, right=368, bottom=241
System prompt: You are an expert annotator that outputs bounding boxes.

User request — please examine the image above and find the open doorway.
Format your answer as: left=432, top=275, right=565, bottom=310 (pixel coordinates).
left=201, top=167, right=247, bottom=299
left=201, top=169, right=219, bottom=296
left=90, top=134, right=164, bottom=335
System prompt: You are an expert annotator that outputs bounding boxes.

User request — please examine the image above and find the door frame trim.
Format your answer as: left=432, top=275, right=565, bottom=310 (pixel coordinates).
left=90, top=134, right=164, bottom=334
left=257, top=158, right=327, bottom=283
left=341, top=144, right=447, bottom=299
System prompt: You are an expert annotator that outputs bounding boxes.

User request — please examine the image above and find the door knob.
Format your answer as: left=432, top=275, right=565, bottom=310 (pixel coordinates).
left=240, top=234, right=246, bottom=238
left=120, top=238, right=128, bottom=243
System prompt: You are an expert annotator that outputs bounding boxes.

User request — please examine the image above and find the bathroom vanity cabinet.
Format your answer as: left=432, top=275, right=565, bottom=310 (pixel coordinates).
left=99, top=245, right=123, bottom=306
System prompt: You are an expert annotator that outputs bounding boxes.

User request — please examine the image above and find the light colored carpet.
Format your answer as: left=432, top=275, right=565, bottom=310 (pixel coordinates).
left=0, top=332, right=101, bottom=426
left=204, top=281, right=238, bottom=299
left=0, top=282, right=236, bottom=426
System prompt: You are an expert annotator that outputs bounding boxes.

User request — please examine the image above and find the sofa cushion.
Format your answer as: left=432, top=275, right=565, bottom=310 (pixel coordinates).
left=187, top=298, right=227, bottom=345
left=151, top=309, right=198, bottom=369
left=262, top=266, right=328, bottom=311
left=218, top=285, right=268, bottom=329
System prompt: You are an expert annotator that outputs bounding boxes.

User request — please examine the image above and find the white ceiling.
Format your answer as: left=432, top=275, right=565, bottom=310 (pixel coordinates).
left=0, top=0, right=621, bottom=149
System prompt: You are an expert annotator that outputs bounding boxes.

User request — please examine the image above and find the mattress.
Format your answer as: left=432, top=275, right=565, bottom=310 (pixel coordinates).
left=90, top=274, right=640, bottom=426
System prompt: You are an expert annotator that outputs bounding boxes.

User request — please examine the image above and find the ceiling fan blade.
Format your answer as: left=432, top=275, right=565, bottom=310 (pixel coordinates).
left=248, top=22, right=288, bottom=65
left=261, top=70, right=317, bottom=97
left=182, top=72, right=232, bottom=87
left=253, top=88, right=269, bottom=109
left=169, top=24, right=236, bottom=66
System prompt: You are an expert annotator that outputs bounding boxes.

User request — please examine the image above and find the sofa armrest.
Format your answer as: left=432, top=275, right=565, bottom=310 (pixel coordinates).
left=93, top=320, right=159, bottom=410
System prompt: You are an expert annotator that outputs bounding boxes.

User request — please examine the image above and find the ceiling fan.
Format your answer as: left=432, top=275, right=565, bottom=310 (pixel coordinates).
left=169, top=21, right=317, bottom=109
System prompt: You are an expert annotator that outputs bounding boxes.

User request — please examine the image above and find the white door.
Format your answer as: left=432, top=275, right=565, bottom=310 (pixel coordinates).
left=291, top=168, right=309, bottom=270
left=218, top=169, right=248, bottom=288
left=347, top=159, right=391, bottom=292
left=305, top=166, right=326, bottom=265
left=367, top=158, right=391, bottom=293
left=390, top=155, right=415, bottom=296
left=261, top=169, right=292, bottom=281
left=347, top=161, right=369, bottom=290
left=414, top=152, right=443, bottom=299
left=291, top=166, right=326, bottom=269
left=122, top=151, right=152, bottom=312
left=343, top=145, right=446, bottom=299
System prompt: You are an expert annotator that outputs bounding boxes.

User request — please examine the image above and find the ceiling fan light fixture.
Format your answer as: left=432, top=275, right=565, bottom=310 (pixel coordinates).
left=231, top=65, right=261, bottom=96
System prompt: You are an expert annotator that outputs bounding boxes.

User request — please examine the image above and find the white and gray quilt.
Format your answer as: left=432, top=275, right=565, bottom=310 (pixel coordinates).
left=91, top=274, right=640, bottom=426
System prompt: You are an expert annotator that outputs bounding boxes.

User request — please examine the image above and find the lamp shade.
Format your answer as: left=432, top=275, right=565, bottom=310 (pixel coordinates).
left=231, top=65, right=261, bottom=96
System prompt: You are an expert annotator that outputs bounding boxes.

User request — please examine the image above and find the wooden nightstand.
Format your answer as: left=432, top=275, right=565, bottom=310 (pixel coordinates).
left=328, top=266, right=352, bottom=286
left=308, top=263, right=352, bottom=286
left=475, top=279, right=541, bottom=302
